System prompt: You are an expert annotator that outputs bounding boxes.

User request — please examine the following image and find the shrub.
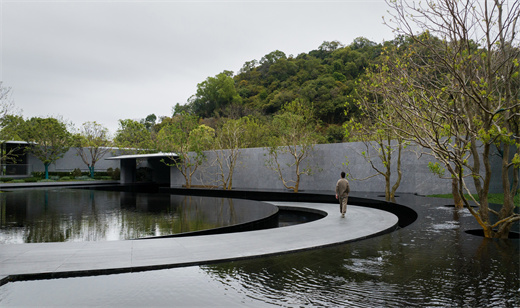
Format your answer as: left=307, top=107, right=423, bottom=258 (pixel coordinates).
left=0, top=178, right=14, bottom=183
left=23, top=177, right=38, bottom=183
left=72, top=168, right=82, bottom=178
left=38, top=179, right=54, bottom=182
left=60, top=176, right=71, bottom=181
left=111, top=168, right=120, bottom=180
left=32, top=172, right=45, bottom=179
left=12, top=179, right=25, bottom=183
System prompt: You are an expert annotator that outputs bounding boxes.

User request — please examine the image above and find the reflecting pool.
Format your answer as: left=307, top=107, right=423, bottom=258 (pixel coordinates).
left=0, top=193, right=518, bottom=307
left=0, top=189, right=277, bottom=243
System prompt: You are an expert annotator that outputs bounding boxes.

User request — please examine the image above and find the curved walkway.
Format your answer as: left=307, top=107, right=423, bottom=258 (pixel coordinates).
left=0, top=202, right=398, bottom=285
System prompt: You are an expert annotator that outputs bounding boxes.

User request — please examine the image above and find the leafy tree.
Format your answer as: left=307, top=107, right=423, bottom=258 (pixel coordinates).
left=212, top=116, right=266, bottom=190
left=140, top=114, right=157, bottom=132
left=266, top=100, right=323, bottom=192
left=318, top=40, right=344, bottom=52
left=21, top=117, right=72, bottom=179
left=189, top=71, right=241, bottom=118
left=74, top=121, right=112, bottom=178
left=238, top=59, right=259, bottom=74
left=378, top=0, right=520, bottom=238
left=259, top=50, right=287, bottom=68
left=113, top=119, right=154, bottom=154
left=156, top=113, right=214, bottom=188
left=173, top=103, right=192, bottom=116
left=0, top=115, right=25, bottom=141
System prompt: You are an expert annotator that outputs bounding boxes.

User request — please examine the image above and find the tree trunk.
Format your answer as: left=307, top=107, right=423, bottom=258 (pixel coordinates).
left=294, top=175, right=300, bottom=193
left=451, top=178, right=464, bottom=209
left=482, top=225, right=495, bottom=239
left=44, top=163, right=50, bottom=179
left=390, top=141, right=403, bottom=203
left=385, top=175, right=391, bottom=201
left=227, top=166, right=234, bottom=190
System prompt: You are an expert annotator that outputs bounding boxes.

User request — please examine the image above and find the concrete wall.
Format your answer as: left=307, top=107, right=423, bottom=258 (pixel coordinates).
left=22, top=140, right=506, bottom=196
left=170, top=141, right=505, bottom=195
left=28, top=148, right=121, bottom=174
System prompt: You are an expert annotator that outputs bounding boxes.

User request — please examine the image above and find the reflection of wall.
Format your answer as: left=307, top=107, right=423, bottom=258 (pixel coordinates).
left=170, top=141, right=505, bottom=195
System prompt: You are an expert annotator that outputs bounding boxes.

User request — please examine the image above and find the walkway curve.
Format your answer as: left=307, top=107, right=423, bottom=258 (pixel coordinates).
left=0, top=202, right=398, bottom=285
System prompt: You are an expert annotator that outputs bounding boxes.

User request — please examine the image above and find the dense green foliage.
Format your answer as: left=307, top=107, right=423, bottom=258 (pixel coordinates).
left=21, top=117, right=72, bottom=179
left=177, top=37, right=384, bottom=143
left=235, top=38, right=381, bottom=124
left=113, top=119, right=154, bottom=154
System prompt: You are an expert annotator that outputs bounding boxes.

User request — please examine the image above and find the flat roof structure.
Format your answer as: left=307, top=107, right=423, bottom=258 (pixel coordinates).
left=105, top=152, right=177, bottom=184
left=106, top=152, right=178, bottom=160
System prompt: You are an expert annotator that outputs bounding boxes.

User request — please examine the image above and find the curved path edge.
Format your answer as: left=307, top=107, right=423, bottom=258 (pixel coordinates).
left=0, top=202, right=398, bottom=286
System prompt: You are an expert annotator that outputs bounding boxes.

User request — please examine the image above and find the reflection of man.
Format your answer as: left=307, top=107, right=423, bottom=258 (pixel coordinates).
left=335, top=171, right=350, bottom=218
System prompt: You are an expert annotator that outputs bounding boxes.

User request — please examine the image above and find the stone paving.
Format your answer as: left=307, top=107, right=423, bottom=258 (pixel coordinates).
left=0, top=202, right=398, bottom=285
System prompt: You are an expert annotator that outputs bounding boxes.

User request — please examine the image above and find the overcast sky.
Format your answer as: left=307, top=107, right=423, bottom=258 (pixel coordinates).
left=1, top=0, right=395, bottom=136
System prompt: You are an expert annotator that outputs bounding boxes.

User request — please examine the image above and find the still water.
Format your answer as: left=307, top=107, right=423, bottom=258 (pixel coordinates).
left=0, top=189, right=276, bottom=243
left=0, top=193, right=518, bottom=307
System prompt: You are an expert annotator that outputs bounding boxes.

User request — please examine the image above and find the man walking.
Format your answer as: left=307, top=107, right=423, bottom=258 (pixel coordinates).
left=335, top=171, right=350, bottom=218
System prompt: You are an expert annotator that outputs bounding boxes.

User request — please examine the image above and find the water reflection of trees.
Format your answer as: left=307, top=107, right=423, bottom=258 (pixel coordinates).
left=0, top=190, right=246, bottom=243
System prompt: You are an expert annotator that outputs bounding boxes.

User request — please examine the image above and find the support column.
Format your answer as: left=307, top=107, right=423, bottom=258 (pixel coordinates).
left=120, top=159, right=136, bottom=184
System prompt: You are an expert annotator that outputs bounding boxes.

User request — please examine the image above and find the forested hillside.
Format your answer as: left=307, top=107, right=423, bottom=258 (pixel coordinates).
left=175, top=37, right=385, bottom=142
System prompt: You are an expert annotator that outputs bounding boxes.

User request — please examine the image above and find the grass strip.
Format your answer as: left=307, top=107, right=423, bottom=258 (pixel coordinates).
left=428, top=193, right=519, bottom=206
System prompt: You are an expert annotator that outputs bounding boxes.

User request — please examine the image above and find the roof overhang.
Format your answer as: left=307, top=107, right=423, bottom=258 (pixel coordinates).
left=1, top=140, right=30, bottom=145
left=106, top=153, right=178, bottom=160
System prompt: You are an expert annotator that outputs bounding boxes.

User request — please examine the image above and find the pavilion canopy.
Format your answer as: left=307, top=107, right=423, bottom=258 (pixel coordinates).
left=106, top=153, right=178, bottom=160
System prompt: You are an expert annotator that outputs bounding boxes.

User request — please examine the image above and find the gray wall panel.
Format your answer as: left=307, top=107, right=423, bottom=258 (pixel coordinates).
left=169, top=141, right=505, bottom=195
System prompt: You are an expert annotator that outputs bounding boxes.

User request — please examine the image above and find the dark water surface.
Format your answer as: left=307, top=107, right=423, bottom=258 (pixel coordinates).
left=0, top=192, right=518, bottom=307
left=0, top=189, right=276, bottom=243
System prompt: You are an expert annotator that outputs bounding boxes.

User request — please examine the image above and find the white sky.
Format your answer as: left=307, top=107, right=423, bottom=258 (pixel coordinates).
left=0, top=0, right=395, bottom=136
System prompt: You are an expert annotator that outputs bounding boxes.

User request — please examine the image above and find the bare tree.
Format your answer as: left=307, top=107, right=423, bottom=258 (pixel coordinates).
left=0, top=82, right=20, bottom=163
left=0, top=82, right=15, bottom=120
